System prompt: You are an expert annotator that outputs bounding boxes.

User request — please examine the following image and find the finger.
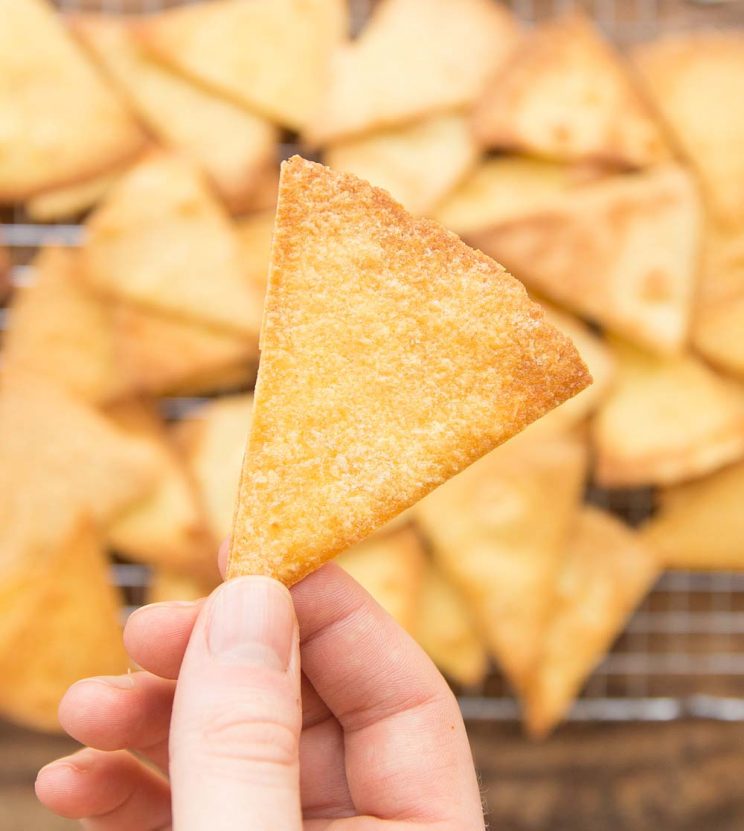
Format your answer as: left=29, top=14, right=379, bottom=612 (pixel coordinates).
left=300, top=714, right=353, bottom=820
left=169, top=577, right=303, bottom=831
left=59, top=672, right=175, bottom=770
left=294, top=564, right=483, bottom=827
left=125, top=601, right=202, bottom=680
left=36, top=748, right=171, bottom=829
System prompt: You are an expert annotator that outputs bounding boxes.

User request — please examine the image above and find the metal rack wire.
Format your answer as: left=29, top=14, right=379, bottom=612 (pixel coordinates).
left=2, top=0, right=744, bottom=723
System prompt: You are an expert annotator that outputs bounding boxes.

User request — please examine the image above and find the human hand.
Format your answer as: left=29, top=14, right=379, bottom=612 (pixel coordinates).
left=36, top=554, right=485, bottom=830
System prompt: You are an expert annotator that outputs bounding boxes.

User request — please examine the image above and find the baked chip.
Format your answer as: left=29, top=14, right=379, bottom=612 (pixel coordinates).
left=306, top=0, right=520, bottom=144
left=83, top=152, right=264, bottom=335
left=472, top=11, right=669, bottom=168
left=138, top=0, right=347, bottom=131
left=336, top=527, right=425, bottom=633
left=633, top=32, right=744, bottom=227
left=3, top=248, right=130, bottom=403
left=228, top=157, right=590, bottom=585
left=413, top=562, right=488, bottom=688
left=524, top=507, right=658, bottom=738
left=0, top=522, right=128, bottom=732
left=593, top=340, right=744, bottom=488
left=0, top=0, right=144, bottom=200
left=466, top=164, right=701, bottom=355
left=325, top=112, right=478, bottom=215
left=74, top=16, right=277, bottom=213
left=643, top=461, right=744, bottom=571
left=416, top=431, right=587, bottom=693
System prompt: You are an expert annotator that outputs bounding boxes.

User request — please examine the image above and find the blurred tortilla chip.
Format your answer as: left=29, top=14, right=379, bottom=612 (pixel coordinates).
left=237, top=162, right=279, bottom=214
left=473, top=11, right=669, bottom=168
left=0, top=0, right=144, bottom=200
left=593, top=340, right=744, bottom=488
left=228, top=158, right=590, bottom=585
left=234, top=210, right=275, bottom=294
left=148, top=568, right=219, bottom=605
left=524, top=507, right=658, bottom=738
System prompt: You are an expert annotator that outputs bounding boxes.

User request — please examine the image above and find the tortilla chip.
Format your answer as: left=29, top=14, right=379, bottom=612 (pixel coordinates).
left=25, top=163, right=127, bottom=221
left=3, top=248, right=130, bottom=403
left=592, top=340, right=744, bottom=488
left=524, top=507, right=658, bottom=739
left=306, top=0, right=520, bottom=144
left=0, top=0, right=144, bottom=200
left=228, top=157, right=591, bottom=585
left=643, top=460, right=744, bottom=570
left=336, top=527, right=425, bottom=632
left=138, top=0, right=347, bottom=131
left=325, top=112, right=478, bottom=215
left=234, top=210, right=275, bottom=294
left=74, top=16, right=277, bottom=213
left=473, top=11, right=669, bottom=168
left=237, top=162, right=279, bottom=214
left=148, top=568, right=219, bottom=605
left=467, top=164, right=701, bottom=355
left=0, top=522, right=128, bottom=733
left=176, top=394, right=254, bottom=545
left=0, top=371, right=159, bottom=556
left=106, top=400, right=216, bottom=577
left=416, top=430, right=587, bottom=693
left=83, top=152, right=264, bottom=335
left=413, top=562, right=488, bottom=687
left=633, top=32, right=744, bottom=227
left=112, top=303, right=258, bottom=397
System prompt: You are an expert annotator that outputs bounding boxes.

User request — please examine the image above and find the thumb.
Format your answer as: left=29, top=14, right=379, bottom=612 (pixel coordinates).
left=169, top=576, right=302, bottom=831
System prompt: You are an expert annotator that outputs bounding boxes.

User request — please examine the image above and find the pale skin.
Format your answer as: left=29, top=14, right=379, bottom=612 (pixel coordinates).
left=35, top=548, right=486, bottom=830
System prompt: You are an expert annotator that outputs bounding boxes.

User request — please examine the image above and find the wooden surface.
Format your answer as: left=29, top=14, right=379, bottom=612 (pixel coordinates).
left=4, top=718, right=744, bottom=831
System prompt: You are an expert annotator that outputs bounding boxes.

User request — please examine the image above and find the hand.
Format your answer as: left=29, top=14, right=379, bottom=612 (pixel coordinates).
left=36, top=555, right=485, bottom=830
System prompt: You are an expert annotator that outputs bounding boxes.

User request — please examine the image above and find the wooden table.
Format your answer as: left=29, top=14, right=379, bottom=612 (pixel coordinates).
left=5, top=719, right=744, bottom=831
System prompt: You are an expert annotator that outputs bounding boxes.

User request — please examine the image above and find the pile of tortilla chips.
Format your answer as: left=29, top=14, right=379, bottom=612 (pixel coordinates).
left=0, top=0, right=742, bottom=739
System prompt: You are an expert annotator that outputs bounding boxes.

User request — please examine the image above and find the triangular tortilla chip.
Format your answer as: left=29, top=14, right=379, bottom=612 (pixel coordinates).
left=234, top=210, right=275, bottom=294
left=466, top=164, right=701, bottom=355
left=592, top=340, right=744, bottom=487
left=176, top=394, right=254, bottom=545
left=415, top=430, right=587, bottom=693
left=336, top=527, right=425, bottom=633
left=148, top=568, right=220, bottom=605
left=642, top=460, right=744, bottom=570
left=25, top=161, right=128, bottom=221
left=112, top=303, right=258, bottom=397
left=0, top=522, right=129, bottom=733
left=74, top=16, right=277, bottom=213
left=325, top=112, right=478, bottom=215
left=633, top=32, right=744, bottom=227
left=413, top=562, right=488, bottom=687
left=306, top=0, right=520, bottom=144
left=228, top=157, right=591, bottom=585
left=0, top=0, right=144, bottom=200
left=138, top=0, right=347, bottom=131
left=83, top=152, right=264, bottom=335
left=524, top=507, right=658, bottom=739
left=106, top=400, right=216, bottom=578
left=472, top=11, right=669, bottom=168
left=3, top=248, right=130, bottom=404
left=0, top=371, right=159, bottom=556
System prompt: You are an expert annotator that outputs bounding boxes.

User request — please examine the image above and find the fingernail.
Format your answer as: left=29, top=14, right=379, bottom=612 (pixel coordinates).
left=38, top=750, right=94, bottom=778
left=207, top=577, right=295, bottom=670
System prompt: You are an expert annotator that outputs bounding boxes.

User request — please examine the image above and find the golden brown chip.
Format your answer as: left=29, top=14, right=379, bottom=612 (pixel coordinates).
left=0, top=522, right=129, bottom=733
left=106, top=400, right=216, bottom=577
left=75, top=16, right=277, bottom=213
left=148, top=568, right=220, bottom=605
left=633, top=32, right=744, bottom=227
left=3, top=248, right=130, bottom=403
left=466, top=164, right=701, bottom=355
left=473, top=11, right=669, bottom=168
left=83, top=152, right=264, bottom=335
left=416, top=430, right=587, bottom=694
left=236, top=162, right=279, bottom=214
left=307, top=0, right=520, bottom=144
left=643, top=461, right=744, bottom=570
left=138, top=0, right=347, bottom=131
left=325, top=112, right=478, bottom=215
left=412, top=562, right=488, bottom=687
left=592, top=340, right=744, bottom=488
left=336, top=527, right=425, bottom=632
left=228, top=157, right=590, bottom=585
left=0, top=0, right=144, bottom=200
left=524, top=507, right=658, bottom=739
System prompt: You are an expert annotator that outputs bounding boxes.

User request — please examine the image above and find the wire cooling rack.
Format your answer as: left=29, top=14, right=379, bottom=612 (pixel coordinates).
left=2, top=0, right=744, bottom=724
